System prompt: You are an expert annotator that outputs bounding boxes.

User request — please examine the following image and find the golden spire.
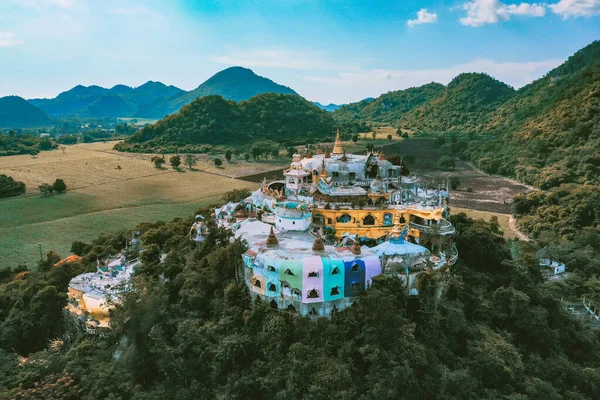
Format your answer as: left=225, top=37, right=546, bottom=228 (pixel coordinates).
left=340, top=148, right=348, bottom=162
left=319, top=157, right=328, bottom=178
left=332, top=127, right=343, bottom=155
left=325, top=145, right=331, bottom=158
left=390, top=214, right=402, bottom=239
left=266, top=226, right=279, bottom=246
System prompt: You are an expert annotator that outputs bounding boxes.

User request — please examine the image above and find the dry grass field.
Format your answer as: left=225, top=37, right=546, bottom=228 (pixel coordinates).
left=451, top=207, right=522, bottom=240
left=0, top=142, right=261, bottom=268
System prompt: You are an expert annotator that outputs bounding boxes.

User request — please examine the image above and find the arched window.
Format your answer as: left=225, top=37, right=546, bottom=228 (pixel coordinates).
left=351, top=263, right=360, bottom=272
left=307, top=289, right=320, bottom=298
left=363, top=215, right=375, bottom=226
left=287, top=304, right=296, bottom=313
left=281, top=281, right=291, bottom=289
left=399, top=215, right=406, bottom=224
left=270, top=300, right=278, bottom=309
left=330, top=286, right=340, bottom=295
left=308, top=271, right=319, bottom=278
left=254, top=279, right=261, bottom=288
left=331, top=267, right=340, bottom=275
left=309, top=308, right=318, bottom=316
left=292, top=288, right=301, bottom=297
left=268, top=283, right=276, bottom=292
left=284, top=268, right=295, bottom=276
left=336, top=214, right=352, bottom=223
left=267, top=265, right=276, bottom=272
left=351, top=282, right=360, bottom=291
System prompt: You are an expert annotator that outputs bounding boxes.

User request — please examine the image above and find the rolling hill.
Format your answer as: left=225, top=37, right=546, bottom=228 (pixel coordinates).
left=115, top=93, right=333, bottom=152
left=335, top=84, right=445, bottom=124
left=29, top=81, right=185, bottom=117
left=136, top=67, right=298, bottom=118
left=0, top=96, right=52, bottom=128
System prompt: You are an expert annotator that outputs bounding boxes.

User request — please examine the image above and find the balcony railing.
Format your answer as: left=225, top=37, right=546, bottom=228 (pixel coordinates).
left=409, top=218, right=455, bottom=235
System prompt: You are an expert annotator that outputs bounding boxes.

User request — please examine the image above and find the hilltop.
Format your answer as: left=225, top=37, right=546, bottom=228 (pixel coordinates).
left=335, top=83, right=445, bottom=124
left=29, top=81, right=184, bottom=117
left=115, top=93, right=333, bottom=152
left=0, top=96, right=52, bottom=128
left=136, top=67, right=298, bottom=118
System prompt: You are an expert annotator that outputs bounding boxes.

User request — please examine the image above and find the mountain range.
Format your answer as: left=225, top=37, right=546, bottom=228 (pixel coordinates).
left=26, top=67, right=298, bottom=120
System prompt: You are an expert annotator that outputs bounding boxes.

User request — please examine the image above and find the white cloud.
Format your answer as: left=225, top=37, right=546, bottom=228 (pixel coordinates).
left=550, top=0, right=600, bottom=17
left=407, top=9, right=438, bottom=26
left=210, top=47, right=360, bottom=71
left=302, top=58, right=562, bottom=103
left=459, top=0, right=546, bottom=27
left=0, top=33, right=23, bottom=47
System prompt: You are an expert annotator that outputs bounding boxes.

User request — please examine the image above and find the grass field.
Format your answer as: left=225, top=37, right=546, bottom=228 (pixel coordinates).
left=451, top=207, right=519, bottom=240
left=0, top=142, right=259, bottom=268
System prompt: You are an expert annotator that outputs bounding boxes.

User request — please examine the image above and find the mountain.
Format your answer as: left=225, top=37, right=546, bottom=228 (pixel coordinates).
left=136, top=67, right=298, bottom=118
left=28, top=81, right=184, bottom=117
left=115, top=93, right=333, bottom=152
left=467, top=40, right=600, bottom=189
left=314, top=102, right=344, bottom=112
left=0, top=96, right=52, bottom=128
left=334, top=84, right=445, bottom=124
left=397, top=75, right=515, bottom=133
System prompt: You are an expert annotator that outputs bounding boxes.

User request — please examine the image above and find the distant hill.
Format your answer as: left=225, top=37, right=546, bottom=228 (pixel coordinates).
left=136, top=67, right=298, bottom=118
left=314, top=102, right=344, bottom=112
left=334, top=84, right=445, bottom=124
left=0, top=96, right=52, bottom=128
left=115, top=93, right=333, bottom=152
left=397, top=74, right=515, bottom=133
left=29, top=81, right=184, bottom=117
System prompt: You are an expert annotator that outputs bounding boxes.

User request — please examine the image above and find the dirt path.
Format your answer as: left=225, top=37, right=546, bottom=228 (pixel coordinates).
left=508, top=215, right=530, bottom=241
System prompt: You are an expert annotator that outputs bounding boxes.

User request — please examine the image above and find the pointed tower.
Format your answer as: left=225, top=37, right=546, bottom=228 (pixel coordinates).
left=316, top=142, right=323, bottom=155
left=332, top=127, right=343, bottom=155
left=319, top=157, right=328, bottom=178
left=351, top=240, right=362, bottom=255
left=325, top=145, right=331, bottom=158
left=312, top=236, right=325, bottom=251
left=266, top=226, right=279, bottom=247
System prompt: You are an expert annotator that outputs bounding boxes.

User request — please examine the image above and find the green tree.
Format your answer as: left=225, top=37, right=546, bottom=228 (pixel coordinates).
left=244, top=153, right=250, bottom=162
left=0, top=174, right=25, bottom=198
left=39, top=183, right=54, bottom=195
left=449, top=176, right=461, bottom=190
left=184, top=154, right=197, bottom=170
left=170, top=155, right=181, bottom=169
left=438, top=155, right=455, bottom=170
left=225, top=150, right=232, bottom=162
left=52, top=178, right=67, bottom=193
left=233, top=148, right=242, bottom=159
left=151, top=156, right=165, bottom=169
left=214, top=157, right=223, bottom=167
left=371, top=131, right=376, bottom=140
left=270, top=147, right=279, bottom=160
left=387, top=134, right=392, bottom=142
left=352, top=134, right=358, bottom=143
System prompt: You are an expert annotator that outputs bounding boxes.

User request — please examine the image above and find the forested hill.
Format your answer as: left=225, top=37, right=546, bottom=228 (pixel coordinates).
left=0, top=96, right=52, bottom=128
left=115, top=93, right=334, bottom=151
left=136, top=67, right=298, bottom=118
left=29, top=81, right=184, bottom=118
left=334, top=83, right=445, bottom=124
left=466, top=40, right=600, bottom=189
left=398, top=73, right=515, bottom=133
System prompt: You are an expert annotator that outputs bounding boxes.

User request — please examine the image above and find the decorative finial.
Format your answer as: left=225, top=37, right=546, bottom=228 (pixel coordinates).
left=316, top=142, right=323, bottom=155
left=325, top=145, right=331, bottom=158
left=312, top=236, right=325, bottom=251
left=351, top=240, right=361, bottom=255
left=340, top=148, right=348, bottom=162
left=319, top=157, right=328, bottom=178
left=266, top=226, right=279, bottom=246
left=378, top=149, right=385, bottom=160
left=306, top=148, right=313, bottom=158
left=332, top=127, right=343, bottom=155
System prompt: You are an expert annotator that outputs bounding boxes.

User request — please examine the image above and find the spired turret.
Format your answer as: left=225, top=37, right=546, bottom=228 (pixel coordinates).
left=266, top=226, right=279, bottom=246
left=332, top=127, right=343, bottom=155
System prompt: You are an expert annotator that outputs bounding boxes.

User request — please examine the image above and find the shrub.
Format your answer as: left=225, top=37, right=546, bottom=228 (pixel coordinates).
left=214, top=157, right=223, bottom=167
left=52, top=179, right=67, bottom=193
left=438, top=155, right=456, bottom=171
left=449, top=176, right=461, bottom=190
left=0, top=174, right=26, bottom=198
left=170, top=155, right=181, bottom=169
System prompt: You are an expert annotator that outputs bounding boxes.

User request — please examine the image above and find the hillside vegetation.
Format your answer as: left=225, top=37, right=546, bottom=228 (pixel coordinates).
left=115, top=93, right=334, bottom=152
left=335, top=83, right=445, bottom=124
left=0, top=96, right=52, bottom=128
left=136, top=67, right=298, bottom=118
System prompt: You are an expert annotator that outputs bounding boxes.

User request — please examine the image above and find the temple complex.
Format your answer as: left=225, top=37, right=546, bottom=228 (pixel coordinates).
left=208, top=130, right=458, bottom=317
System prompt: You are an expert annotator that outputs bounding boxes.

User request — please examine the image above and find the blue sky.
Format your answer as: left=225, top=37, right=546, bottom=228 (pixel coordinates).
left=1, top=0, right=599, bottom=103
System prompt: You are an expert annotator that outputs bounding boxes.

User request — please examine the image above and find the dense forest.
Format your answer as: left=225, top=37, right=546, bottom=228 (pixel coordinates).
left=115, top=93, right=336, bottom=152
left=0, top=131, right=56, bottom=156
left=1, top=210, right=599, bottom=399
left=0, top=96, right=52, bottom=128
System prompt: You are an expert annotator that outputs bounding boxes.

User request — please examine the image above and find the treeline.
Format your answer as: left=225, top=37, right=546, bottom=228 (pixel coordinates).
left=114, top=93, right=336, bottom=152
left=0, top=131, right=56, bottom=156
left=1, top=212, right=599, bottom=399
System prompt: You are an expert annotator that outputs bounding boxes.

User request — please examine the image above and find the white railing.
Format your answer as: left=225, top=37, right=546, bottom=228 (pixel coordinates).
left=410, top=218, right=455, bottom=235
